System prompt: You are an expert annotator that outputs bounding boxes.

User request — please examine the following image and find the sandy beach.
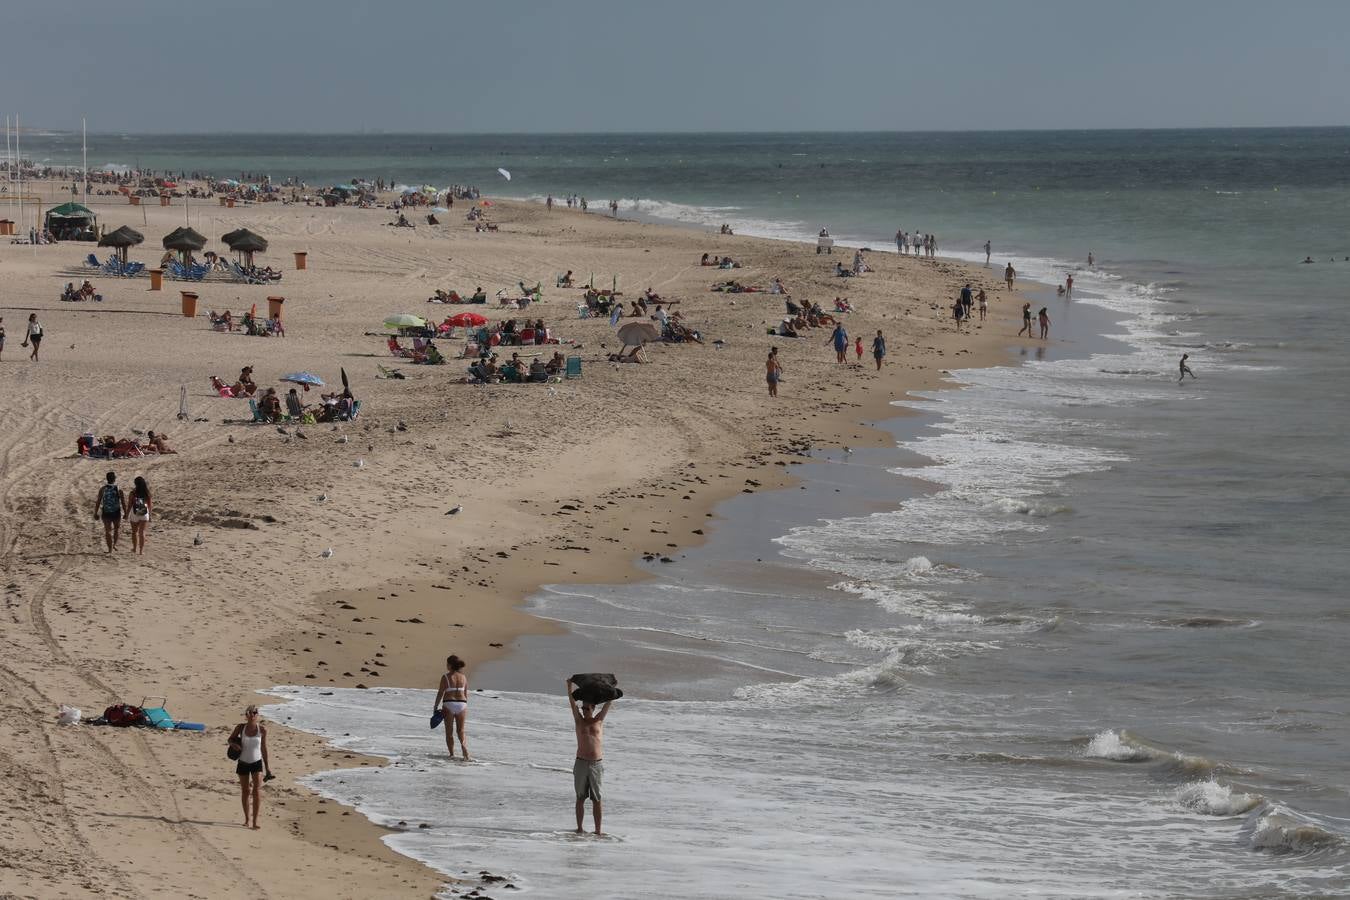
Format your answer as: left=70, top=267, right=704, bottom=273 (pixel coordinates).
left=0, top=185, right=1029, bottom=898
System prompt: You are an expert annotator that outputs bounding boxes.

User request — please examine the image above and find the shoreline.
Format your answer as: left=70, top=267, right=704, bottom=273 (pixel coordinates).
left=1, top=181, right=1048, bottom=898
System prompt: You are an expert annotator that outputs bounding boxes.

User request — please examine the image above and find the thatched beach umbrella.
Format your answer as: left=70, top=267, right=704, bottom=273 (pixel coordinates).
left=98, top=225, right=144, bottom=263
left=162, top=226, right=207, bottom=263
left=222, top=228, right=269, bottom=267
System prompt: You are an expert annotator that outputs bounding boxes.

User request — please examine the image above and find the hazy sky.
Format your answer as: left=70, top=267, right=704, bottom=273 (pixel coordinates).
left=9, top=0, right=1349, bottom=133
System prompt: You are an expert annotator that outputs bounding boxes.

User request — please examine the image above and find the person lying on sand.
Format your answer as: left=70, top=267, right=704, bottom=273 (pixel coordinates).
left=145, top=431, right=176, bottom=454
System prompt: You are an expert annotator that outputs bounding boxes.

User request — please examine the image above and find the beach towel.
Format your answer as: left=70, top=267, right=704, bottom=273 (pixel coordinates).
left=570, top=673, right=623, bottom=704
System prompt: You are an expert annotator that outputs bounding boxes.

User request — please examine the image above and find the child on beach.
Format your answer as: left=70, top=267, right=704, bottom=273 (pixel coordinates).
left=854, top=336, right=863, bottom=363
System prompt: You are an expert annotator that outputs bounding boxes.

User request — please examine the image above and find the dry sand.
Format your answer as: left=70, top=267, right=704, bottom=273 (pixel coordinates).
left=0, top=185, right=1035, bottom=898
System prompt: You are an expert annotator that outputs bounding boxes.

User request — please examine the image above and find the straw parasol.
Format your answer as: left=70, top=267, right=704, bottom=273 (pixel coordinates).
left=98, top=225, right=144, bottom=263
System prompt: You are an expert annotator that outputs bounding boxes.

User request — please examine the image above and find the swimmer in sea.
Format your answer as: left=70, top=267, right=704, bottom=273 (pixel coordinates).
left=1178, top=353, right=1196, bottom=382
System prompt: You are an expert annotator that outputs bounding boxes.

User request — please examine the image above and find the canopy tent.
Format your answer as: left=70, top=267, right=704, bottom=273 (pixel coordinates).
left=222, top=228, right=269, bottom=266
left=45, top=202, right=98, bottom=242
left=97, top=225, right=145, bottom=262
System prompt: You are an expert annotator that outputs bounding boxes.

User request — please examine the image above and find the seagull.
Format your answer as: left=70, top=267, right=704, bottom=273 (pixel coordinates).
left=335, top=435, right=349, bottom=444
left=445, top=505, right=463, bottom=515
left=320, top=548, right=334, bottom=559
left=712, top=339, right=726, bottom=350
left=354, top=458, right=366, bottom=469
left=396, top=420, right=408, bottom=432
left=276, top=425, right=289, bottom=435
left=192, top=532, right=203, bottom=546
left=316, top=493, right=328, bottom=502
left=296, top=430, right=308, bottom=440
left=227, top=434, right=235, bottom=444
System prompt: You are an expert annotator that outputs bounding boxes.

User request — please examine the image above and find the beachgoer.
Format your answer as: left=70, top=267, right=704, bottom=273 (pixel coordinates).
left=766, top=347, right=782, bottom=397
left=828, top=323, right=849, bottom=364
left=1065, top=274, right=1074, bottom=298
left=984, top=240, right=992, bottom=266
left=94, top=471, right=125, bottom=553
left=126, top=476, right=151, bottom=555
left=953, top=299, right=965, bottom=330
left=1017, top=302, right=1033, bottom=337
left=1038, top=307, right=1050, bottom=339
left=977, top=289, right=988, bottom=321
left=1004, top=263, right=1016, bottom=290
left=433, top=654, right=471, bottom=759
left=0, top=317, right=5, bottom=359
left=25, top=313, right=43, bottom=361
left=871, top=330, right=886, bottom=371
left=960, top=283, right=974, bottom=320
left=229, top=705, right=272, bottom=830
left=1178, top=353, right=1196, bottom=382
left=1087, top=250, right=1095, bottom=268
left=567, top=680, right=612, bottom=835
left=854, top=336, right=864, bottom=363
left=895, top=229, right=903, bottom=252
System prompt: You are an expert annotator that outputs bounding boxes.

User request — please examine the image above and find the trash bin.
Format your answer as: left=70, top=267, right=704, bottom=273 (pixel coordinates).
left=130, top=196, right=140, bottom=206
left=219, top=197, right=227, bottom=207
left=149, top=269, right=163, bottom=291
left=267, top=296, right=285, bottom=320
left=159, top=195, right=171, bottom=207
left=180, top=291, right=198, bottom=318
left=0, top=219, right=12, bottom=236
left=294, top=251, right=307, bottom=270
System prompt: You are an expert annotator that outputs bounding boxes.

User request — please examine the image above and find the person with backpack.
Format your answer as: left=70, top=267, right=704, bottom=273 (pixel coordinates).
left=93, top=472, right=125, bottom=553
left=126, top=476, right=152, bottom=555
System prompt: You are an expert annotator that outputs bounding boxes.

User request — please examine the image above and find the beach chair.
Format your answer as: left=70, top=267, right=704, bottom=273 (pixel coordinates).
left=577, top=304, right=591, bottom=319
left=519, top=327, right=535, bottom=344
left=565, top=356, right=582, bottom=379
left=85, top=253, right=101, bottom=269
left=344, top=400, right=362, bottom=421
left=248, top=399, right=267, bottom=423
left=140, top=697, right=176, bottom=729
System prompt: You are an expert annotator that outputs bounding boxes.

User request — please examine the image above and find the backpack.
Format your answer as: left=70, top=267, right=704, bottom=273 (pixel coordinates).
left=131, top=494, right=148, bottom=516
left=103, top=704, right=146, bottom=727
left=100, top=484, right=121, bottom=516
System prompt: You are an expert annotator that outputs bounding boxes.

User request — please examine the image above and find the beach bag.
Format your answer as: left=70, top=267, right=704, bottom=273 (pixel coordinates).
left=569, top=673, right=623, bottom=704
left=100, top=484, right=121, bottom=516
left=227, top=736, right=242, bottom=761
left=103, top=704, right=146, bottom=727
left=131, top=495, right=148, bottom=517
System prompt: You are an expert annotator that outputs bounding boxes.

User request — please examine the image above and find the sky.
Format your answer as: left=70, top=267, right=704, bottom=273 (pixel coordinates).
left=7, top=0, right=1349, bottom=133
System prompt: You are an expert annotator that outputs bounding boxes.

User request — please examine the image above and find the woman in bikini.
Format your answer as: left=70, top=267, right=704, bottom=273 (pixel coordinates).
left=433, top=654, right=471, bottom=759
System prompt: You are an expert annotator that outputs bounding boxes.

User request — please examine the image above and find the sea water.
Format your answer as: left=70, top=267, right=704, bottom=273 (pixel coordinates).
left=28, top=129, right=1350, bottom=895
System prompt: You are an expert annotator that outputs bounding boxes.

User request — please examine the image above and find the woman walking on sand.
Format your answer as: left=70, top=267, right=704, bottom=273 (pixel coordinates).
left=433, top=654, right=471, bottom=760
left=23, top=313, right=43, bottom=361
left=828, top=323, right=849, bottom=364
left=766, top=347, right=782, bottom=397
left=1017, top=302, right=1033, bottom=337
left=126, top=476, right=151, bottom=555
left=1038, top=307, right=1051, bottom=339
left=229, top=705, right=272, bottom=829
left=871, top=330, right=886, bottom=371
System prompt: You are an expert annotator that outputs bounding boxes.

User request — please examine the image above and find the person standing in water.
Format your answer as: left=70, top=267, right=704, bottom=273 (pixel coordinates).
left=432, top=654, right=471, bottom=759
left=1088, top=250, right=1095, bottom=268
left=1038, top=307, right=1051, bottom=339
left=766, top=347, right=782, bottom=398
left=1017, top=302, right=1033, bottom=337
left=229, top=705, right=272, bottom=830
left=871, top=329, right=886, bottom=371
left=984, top=240, right=992, bottom=266
left=1065, top=273, right=1074, bottom=299
left=567, top=680, right=612, bottom=835
left=1178, top=353, right=1196, bottom=381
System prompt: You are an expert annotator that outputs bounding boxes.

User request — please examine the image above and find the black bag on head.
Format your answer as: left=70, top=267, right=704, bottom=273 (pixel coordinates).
left=569, top=673, right=623, bottom=704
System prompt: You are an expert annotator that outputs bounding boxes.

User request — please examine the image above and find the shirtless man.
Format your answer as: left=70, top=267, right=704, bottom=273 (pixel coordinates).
left=567, top=680, right=612, bottom=835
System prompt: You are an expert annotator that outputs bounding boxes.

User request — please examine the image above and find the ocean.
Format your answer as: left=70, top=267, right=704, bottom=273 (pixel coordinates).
left=28, top=129, right=1350, bottom=896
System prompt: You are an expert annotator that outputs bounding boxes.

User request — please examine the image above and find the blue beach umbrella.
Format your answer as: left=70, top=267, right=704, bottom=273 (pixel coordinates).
left=281, top=372, right=325, bottom=387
